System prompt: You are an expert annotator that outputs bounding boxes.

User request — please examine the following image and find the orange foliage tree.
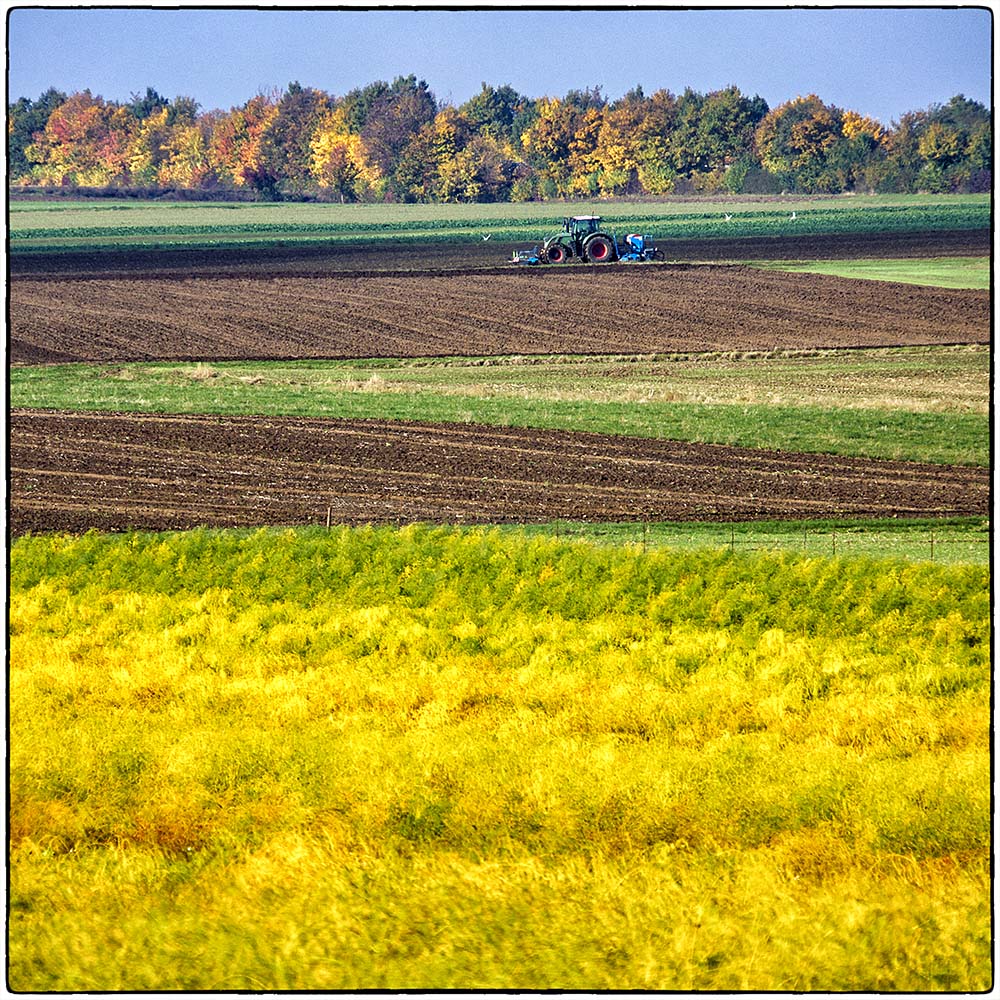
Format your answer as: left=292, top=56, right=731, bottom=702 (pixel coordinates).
left=208, top=93, right=280, bottom=193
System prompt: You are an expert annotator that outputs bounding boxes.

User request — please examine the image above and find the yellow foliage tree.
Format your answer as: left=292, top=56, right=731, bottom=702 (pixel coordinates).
left=634, top=89, right=680, bottom=195
left=207, top=93, right=280, bottom=188
left=520, top=97, right=577, bottom=195
left=157, top=120, right=213, bottom=187
left=566, top=107, right=603, bottom=196
left=591, top=101, right=646, bottom=195
left=309, top=108, right=383, bottom=201
left=918, top=121, right=963, bottom=166
left=841, top=110, right=884, bottom=144
left=126, top=106, right=171, bottom=185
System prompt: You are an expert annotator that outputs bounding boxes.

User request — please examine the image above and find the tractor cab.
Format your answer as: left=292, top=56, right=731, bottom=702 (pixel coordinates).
left=564, top=216, right=602, bottom=236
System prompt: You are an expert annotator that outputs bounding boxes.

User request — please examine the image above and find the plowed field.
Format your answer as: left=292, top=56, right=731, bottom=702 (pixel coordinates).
left=10, top=229, right=989, bottom=532
left=9, top=410, right=989, bottom=536
left=9, top=264, right=989, bottom=364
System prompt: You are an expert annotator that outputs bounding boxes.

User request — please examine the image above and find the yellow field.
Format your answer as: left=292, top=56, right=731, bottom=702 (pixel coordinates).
left=8, top=526, right=992, bottom=990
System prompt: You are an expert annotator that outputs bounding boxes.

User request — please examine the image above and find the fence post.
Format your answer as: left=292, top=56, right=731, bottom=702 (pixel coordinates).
left=930, top=530, right=935, bottom=562
left=326, top=506, right=332, bottom=530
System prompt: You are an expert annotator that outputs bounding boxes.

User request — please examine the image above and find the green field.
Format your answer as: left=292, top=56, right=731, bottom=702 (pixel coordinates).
left=8, top=526, right=992, bottom=990
left=8, top=193, right=990, bottom=250
left=757, top=256, right=990, bottom=290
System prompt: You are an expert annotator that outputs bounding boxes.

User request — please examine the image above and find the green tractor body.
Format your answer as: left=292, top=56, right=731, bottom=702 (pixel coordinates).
left=542, top=216, right=619, bottom=264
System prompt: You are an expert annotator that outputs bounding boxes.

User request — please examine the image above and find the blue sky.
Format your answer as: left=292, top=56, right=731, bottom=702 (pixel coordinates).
left=6, top=6, right=993, bottom=126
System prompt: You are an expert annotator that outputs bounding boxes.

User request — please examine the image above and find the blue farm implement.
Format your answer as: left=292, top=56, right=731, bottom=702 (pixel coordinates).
left=510, top=248, right=543, bottom=265
left=510, top=216, right=664, bottom=265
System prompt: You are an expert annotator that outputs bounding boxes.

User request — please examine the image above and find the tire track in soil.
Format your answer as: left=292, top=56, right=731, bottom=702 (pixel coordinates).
left=9, top=410, right=988, bottom=536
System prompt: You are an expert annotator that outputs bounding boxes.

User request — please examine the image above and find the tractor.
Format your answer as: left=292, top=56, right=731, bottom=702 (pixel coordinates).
left=543, top=216, right=618, bottom=263
left=511, top=216, right=663, bottom=265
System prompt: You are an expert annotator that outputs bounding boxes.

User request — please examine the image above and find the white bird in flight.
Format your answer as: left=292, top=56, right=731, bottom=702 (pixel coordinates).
left=724, top=213, right=733, bottom=222
left=790, top=211, right=797, bottom=220
left=482, top=233, right=491, bottom=241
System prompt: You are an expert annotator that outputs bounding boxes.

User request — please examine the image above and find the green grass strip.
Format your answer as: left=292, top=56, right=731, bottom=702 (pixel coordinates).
left=10, top=361, right=987, bottom=466
left=752, top=257, right=990, bottom=290
left=504, top=516, right=990, bottom=565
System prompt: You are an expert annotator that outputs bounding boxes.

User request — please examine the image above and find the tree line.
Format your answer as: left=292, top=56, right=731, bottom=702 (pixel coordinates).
left=8, top=78, right=991, bottom=201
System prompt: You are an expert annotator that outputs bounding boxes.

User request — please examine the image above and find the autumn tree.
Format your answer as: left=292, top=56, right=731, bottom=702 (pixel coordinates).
left=8, top=87, right=66, bottom=181
left=755, top=94, right=846, bottom=191
left=520, top=96, right=580, bottom=197
left=25, top=90, right=133, bottom=185
left=158, top=107, right=215, bottom=188
left=120, top=93, right=207, bottom=187
left=392, top=123, right=440, bottom=202
left=566, top=106, right=603, bottom=195
left=823, top=109, right=886, bottom=191
left=395, top=106, right=472, bottom=201
left=309, top=105, right=383, bottom=201
left=208, top=92, right=280, bottom=196
left=918, top=95, right=990, bottom=191
left=633, top=88, right=680, bottom=194
left=126, top=105, right=173, bottom=184
left=351, top=75, right=437, bottom=194
left=587, top=89, right=648, bottom=195
left=435, top=133, right=509, bottom=202
left=7, top=78, right=990, bottom=198
left=259, top=82, right=332, bottom=195
left=964, top=121, right=991, bottom=171
left=877, top=95, right=989, bottom=193
left=463, top=133, right=516, bottom=201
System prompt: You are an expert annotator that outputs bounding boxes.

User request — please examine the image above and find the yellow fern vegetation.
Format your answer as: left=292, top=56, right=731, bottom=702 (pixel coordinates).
left=8, top=526, right=991, bottom=991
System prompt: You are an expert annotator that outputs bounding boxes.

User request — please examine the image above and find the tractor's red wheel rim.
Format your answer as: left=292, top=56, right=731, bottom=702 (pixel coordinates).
left=590, top=241, right=608, bottom=260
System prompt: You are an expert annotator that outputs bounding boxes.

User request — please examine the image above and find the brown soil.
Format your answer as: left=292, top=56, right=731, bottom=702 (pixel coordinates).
left=9, top=264, right=989, bottom=364
left=9, top=410, right=988, bottom=536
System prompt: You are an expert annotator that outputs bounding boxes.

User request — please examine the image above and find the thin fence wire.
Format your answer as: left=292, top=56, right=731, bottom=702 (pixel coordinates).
left=541, top=521, right=991, bottom=565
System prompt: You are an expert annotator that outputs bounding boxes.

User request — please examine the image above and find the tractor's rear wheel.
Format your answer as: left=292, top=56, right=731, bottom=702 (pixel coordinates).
left=546, top=244, right=568, bottom=264
left=585, top=235, right=615, bottom=263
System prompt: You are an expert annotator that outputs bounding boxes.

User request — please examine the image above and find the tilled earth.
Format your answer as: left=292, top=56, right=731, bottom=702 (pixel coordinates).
left=9, top=263, right=989, bottom=363
left=9, top=410, right=989, bottom=536
left=10, top=230, right=990, bottom=533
